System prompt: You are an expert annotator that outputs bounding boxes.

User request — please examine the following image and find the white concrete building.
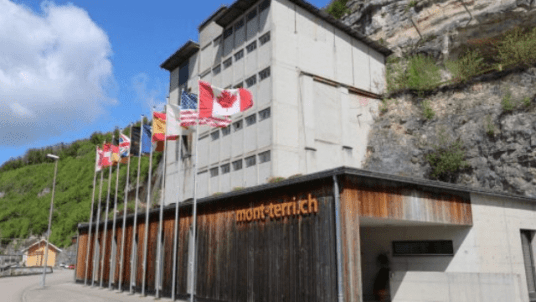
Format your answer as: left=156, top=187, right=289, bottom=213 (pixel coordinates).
left=160, top=0, right=391, bottom=201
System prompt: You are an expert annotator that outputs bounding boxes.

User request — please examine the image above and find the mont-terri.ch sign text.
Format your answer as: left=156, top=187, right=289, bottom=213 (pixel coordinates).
left=236, top=194, right=318, bottom=222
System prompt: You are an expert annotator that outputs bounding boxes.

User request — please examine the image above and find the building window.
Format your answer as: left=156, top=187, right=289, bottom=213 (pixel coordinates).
left=233, top=120, right=243, bottom=131
left=232, top=159, right=243, bottom=171
left=223, top=27, right=233, bottom=39
left=521, top=230, right=536, bottom=298
left=246, top=114, right=256, bottom=126
left=234, top=49, right=244, bottom=61
left=259, top=151, right=271, bottom=163
left=245, top=75, right=257, bottom=87
left=259, top=107, right=271, bottom=121
left=222, top=126, right=231, bottom=136
left=234, top=82, right=243, bottom=89
left=259, top=67, right=270, bottom=81
left=223, top=58, right=232, bottom=69
left=211, top=131, right=219, bottom=141
left=247, top=9, right=257, bottom=21
left=235, top=19, right=244, bottom=30
left=221, top=164, right=230, bottom=174
left=259, top=32, right=270, bottom=45
left=245, top=155, right=256, bottom=167
left=213, top=35, right=222, bottom=45
left=259, top=0, right=270, bottom=11
left=213, top=65, right=221, bottom=75
left=246, top=41, right=257, bottom=53
left=210, top=167, right=219, bottom=177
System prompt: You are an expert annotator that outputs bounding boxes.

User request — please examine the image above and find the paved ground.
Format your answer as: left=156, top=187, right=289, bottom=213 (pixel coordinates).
left=0, top=269, right=186, bottom=302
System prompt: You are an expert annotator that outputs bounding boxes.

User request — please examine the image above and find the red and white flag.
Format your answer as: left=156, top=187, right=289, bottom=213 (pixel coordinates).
left=199, top=81, right=253, bottom=118
left=96, top=146, right=104, bottom=172
left=101, top=143, right=119, bottom=167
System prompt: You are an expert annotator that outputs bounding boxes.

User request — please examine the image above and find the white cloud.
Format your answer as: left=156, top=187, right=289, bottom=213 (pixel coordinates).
left=0, top=0, right=114, bottom=146
left=131, top=72, right=167, bottom=113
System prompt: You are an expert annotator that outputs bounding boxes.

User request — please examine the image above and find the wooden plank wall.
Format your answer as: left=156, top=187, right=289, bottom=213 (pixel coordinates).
left=75, top=231, right=88, bottom=280
left=339, top=176, right=362, bottom=302
left=190, top=179, right=337, bottom=302
left=76, top=179, right=339, bottom=302
left=343, top=176, right=472, bottom=225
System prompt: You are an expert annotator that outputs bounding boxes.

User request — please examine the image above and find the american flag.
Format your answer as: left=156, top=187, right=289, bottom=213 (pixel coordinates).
left=180, top=91, right=231, bottom=128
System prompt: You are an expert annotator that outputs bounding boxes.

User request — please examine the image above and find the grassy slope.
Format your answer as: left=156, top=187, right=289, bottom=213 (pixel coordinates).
left=0, top=140, right=159, bottom=248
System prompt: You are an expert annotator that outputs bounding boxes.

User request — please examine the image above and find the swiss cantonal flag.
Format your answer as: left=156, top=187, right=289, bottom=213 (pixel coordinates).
left=199, top=81, right=253, bottom=118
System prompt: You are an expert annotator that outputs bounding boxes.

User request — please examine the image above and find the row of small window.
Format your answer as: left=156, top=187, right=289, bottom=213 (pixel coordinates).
left=210, top=107, right=271, bottom=141
left=209, top=151, right=271, bottom=177
left=212, top=32, right=270, bottom=75
left=213, top=67, right=270, bottom=91
left=222, top=0, right=270, bottom=40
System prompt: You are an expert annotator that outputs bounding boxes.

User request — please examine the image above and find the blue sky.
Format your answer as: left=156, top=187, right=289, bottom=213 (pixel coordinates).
left=0, top=0, right=329, bottom=165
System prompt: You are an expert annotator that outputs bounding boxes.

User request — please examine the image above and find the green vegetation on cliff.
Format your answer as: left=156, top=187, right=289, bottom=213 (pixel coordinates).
left=0, top=129, right=161, bottom=248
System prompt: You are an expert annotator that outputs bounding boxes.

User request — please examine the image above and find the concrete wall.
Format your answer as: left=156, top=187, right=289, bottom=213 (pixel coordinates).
left=164, top=0, right=386, bottom=201
left=165, top=0, right=275, bottom=202
left=270, top=0, right=383, bottom=178
left=360, top=193, right=536, bottom=302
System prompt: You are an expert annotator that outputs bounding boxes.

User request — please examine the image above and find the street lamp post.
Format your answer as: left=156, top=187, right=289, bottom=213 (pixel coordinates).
left=41, top=154, right=59, bottom=287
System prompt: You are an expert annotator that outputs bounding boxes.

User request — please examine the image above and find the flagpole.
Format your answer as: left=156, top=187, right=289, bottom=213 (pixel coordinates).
left=119, top=123, right=133, bottom=292
left=130, top=116, right=144, bottom=294
left=84, top=147, right=99, bottom=286
left=92, top=149, right=105, bottom=287
left=109, top=130, right=124, bottom=289
left=100, top=134, right=115, bottom=287
left=155, top=101, right=169, bottom=298
left=141, top=106, right=156, bottom=297
left=171, top=90, right=184, bottom=301
left=189, top=82, right=201, bottom=302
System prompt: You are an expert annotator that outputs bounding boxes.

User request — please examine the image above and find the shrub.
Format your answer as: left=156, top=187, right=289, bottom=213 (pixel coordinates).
left=501, top=90, right=516, bottom=112
left=267, top=177, right=286, bottom=184
left=445, top=50, right=485, bottom=83
left=287, top=174, right=303, bottom=179
left=326, top=0, right=350, bottom=19
left=522, top=96, right=532, bottom=108
left=385, top=56, right=406, bottom=93
left=496, top=27, right=536, bottom=68
left=484, top=115, right=495, bottom=136
left=405, top=55, right=441, bottom=96
left=421, top=100, right=435, bottom=120
left=232, top=187, right=245, bottom=191
left=426, top=132, right=469, bottom=181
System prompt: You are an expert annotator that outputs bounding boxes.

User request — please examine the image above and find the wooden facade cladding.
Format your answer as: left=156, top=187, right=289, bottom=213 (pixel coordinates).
left=76, top=178, right=338, bottom=302
left=342, top=176, right=473, bottom=225
left=76, top=169, right=477, bottom=302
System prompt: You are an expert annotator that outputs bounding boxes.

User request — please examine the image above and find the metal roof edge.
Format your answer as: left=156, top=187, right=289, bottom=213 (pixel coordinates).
left=78, top=166, right=536, bottom=230
left=160, top=40, right=200, bottom=71
left=198, top=6, right=228, bottom=31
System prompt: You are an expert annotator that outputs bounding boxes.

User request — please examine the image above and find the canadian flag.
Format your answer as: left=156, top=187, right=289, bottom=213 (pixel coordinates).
left=199, top=81, right=253, bottom=118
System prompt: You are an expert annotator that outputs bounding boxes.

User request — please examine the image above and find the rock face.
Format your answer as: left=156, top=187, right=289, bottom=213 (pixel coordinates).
left=364, top=67, right=536, bottom=197
left=342, top=0, right=536, bottom=58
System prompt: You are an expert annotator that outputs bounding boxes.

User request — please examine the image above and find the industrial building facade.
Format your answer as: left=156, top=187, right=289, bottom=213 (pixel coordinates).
left=160, top=0, right=390, bottom=202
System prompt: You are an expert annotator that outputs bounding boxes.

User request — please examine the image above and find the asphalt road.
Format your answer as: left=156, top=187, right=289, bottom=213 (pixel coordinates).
left=0, top=269, right=186, bottom=302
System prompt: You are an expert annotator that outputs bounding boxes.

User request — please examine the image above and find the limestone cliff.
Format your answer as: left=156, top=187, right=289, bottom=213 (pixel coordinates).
left=335, top=0, right=536, bottom=197
left=342, top=0, right=536, bottom=58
